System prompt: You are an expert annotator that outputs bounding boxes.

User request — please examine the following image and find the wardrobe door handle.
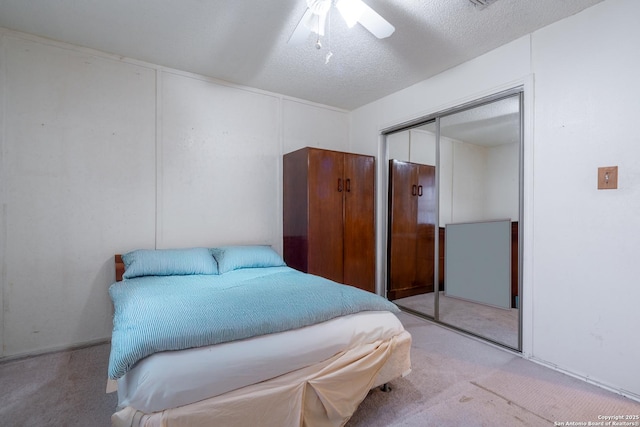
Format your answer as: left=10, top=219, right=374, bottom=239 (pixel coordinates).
left=412, top=184, right=417, bottom=196
left=418, top=185, right=423, bottom=197
left=346, top=178, right=351, bottom=192
left=338, top=178, right=343, bottom=192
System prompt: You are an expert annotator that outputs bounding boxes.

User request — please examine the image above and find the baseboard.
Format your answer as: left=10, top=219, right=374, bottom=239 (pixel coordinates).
left=527, top=356, right=640, bottom=404
left=0, top=337, right=110, bottom=365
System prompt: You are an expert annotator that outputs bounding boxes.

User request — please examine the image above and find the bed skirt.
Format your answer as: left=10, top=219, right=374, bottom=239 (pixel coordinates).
left=111, top=330, right=411, bottom=427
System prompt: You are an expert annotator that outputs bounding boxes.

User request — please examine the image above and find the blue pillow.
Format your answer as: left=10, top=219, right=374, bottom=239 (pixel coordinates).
left=209, top=245, right=286, bottom=274
left=122, top=247, right=218, bottom=279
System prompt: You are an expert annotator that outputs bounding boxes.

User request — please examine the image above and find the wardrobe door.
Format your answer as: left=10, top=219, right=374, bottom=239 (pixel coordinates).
left=307, top=149, right=344, bottom=283
left=388, top=160, right=418, bottom=300
left=343, top=153, right=375, bottom=292
left=415, top=164, right=436, bottom=292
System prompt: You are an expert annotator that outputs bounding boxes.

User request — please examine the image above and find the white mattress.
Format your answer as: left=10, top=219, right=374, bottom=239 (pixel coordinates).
left=116, top=310, right=405, bottom=413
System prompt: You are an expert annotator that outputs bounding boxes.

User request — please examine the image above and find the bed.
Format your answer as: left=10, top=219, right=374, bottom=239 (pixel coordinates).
left=107, top=246, right=412, bottom=427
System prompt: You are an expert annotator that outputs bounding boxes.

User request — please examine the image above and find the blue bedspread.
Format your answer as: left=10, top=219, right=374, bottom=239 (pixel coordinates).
left=108, top=266, right=399, bottom=379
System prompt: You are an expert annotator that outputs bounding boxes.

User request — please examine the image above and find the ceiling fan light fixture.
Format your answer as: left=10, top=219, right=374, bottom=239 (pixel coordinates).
left=336, top=0, right=365, bottom=28
left=288, top=0, right=394, bottom=45
left=305, top=0, right=331, bottom=35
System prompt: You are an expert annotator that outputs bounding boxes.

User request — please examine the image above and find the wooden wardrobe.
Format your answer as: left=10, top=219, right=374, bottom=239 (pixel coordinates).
left=387, top=160, right=436, bottom=300
left=283, top=147, right=375, bottom=293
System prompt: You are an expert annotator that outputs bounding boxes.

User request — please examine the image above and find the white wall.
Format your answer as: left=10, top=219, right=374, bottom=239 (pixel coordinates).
left=2, top=35, right=157, bottom=356
left=449, top=140, right=488, bottom=224
left=530, top=0, right=640, bottom=398
left=156, top=71, right=282, bottom=249
left=350, top=0, right=640, bottom=400
left=450, top=141, right=519, bottom=223
left=0, top=30, right=350, bottom=358
left=485, top=142, right=519, bottom=221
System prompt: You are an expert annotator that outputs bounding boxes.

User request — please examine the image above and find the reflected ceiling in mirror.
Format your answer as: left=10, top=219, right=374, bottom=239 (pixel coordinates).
left=440, top=95, right=519, bottom=147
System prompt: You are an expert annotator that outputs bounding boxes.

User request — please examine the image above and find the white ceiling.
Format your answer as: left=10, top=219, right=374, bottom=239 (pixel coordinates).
left=0, top=0, right=603, bottom=110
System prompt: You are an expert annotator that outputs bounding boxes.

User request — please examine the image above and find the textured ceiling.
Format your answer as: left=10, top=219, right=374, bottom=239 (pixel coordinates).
left=0, top=0, right=603, bottom=110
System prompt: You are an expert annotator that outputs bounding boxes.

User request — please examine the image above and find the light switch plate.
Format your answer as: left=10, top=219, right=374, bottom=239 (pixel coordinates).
left=598, top=166, right=618, bottom=190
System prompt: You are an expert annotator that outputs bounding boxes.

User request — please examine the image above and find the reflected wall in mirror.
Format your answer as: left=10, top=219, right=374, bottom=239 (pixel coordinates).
left=386, top=91, right=522, bottom=350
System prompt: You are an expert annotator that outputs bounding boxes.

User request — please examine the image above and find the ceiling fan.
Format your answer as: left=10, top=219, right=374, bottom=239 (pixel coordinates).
left=289, top=0, right=395, bottom=46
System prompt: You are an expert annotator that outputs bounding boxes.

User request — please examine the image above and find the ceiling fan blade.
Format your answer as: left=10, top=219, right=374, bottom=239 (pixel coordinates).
left=356, top=0, right=395, bottom=39
left=288, top=8, right=314, bottom=44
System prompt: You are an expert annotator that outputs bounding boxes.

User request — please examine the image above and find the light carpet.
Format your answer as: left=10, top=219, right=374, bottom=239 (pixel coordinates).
left=1, top=311, right=637, bottom=427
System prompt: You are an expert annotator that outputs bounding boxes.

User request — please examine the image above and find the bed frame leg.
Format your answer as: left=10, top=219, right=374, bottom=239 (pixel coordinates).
left=380, top=383, right=392, bottom=392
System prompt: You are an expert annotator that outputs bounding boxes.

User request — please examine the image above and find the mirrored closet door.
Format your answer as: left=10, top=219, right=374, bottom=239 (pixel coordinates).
left=386, top=90, right=522, bottom=350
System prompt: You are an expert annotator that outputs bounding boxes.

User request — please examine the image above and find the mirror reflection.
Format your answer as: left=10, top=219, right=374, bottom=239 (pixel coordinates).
left=387, top=121, right=437, bottom=317
left=387, top=93, right=521, bottom=349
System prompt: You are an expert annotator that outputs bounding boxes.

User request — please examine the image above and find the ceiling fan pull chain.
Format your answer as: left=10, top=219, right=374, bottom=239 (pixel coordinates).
left=325, top=5, right=333, bottom=63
